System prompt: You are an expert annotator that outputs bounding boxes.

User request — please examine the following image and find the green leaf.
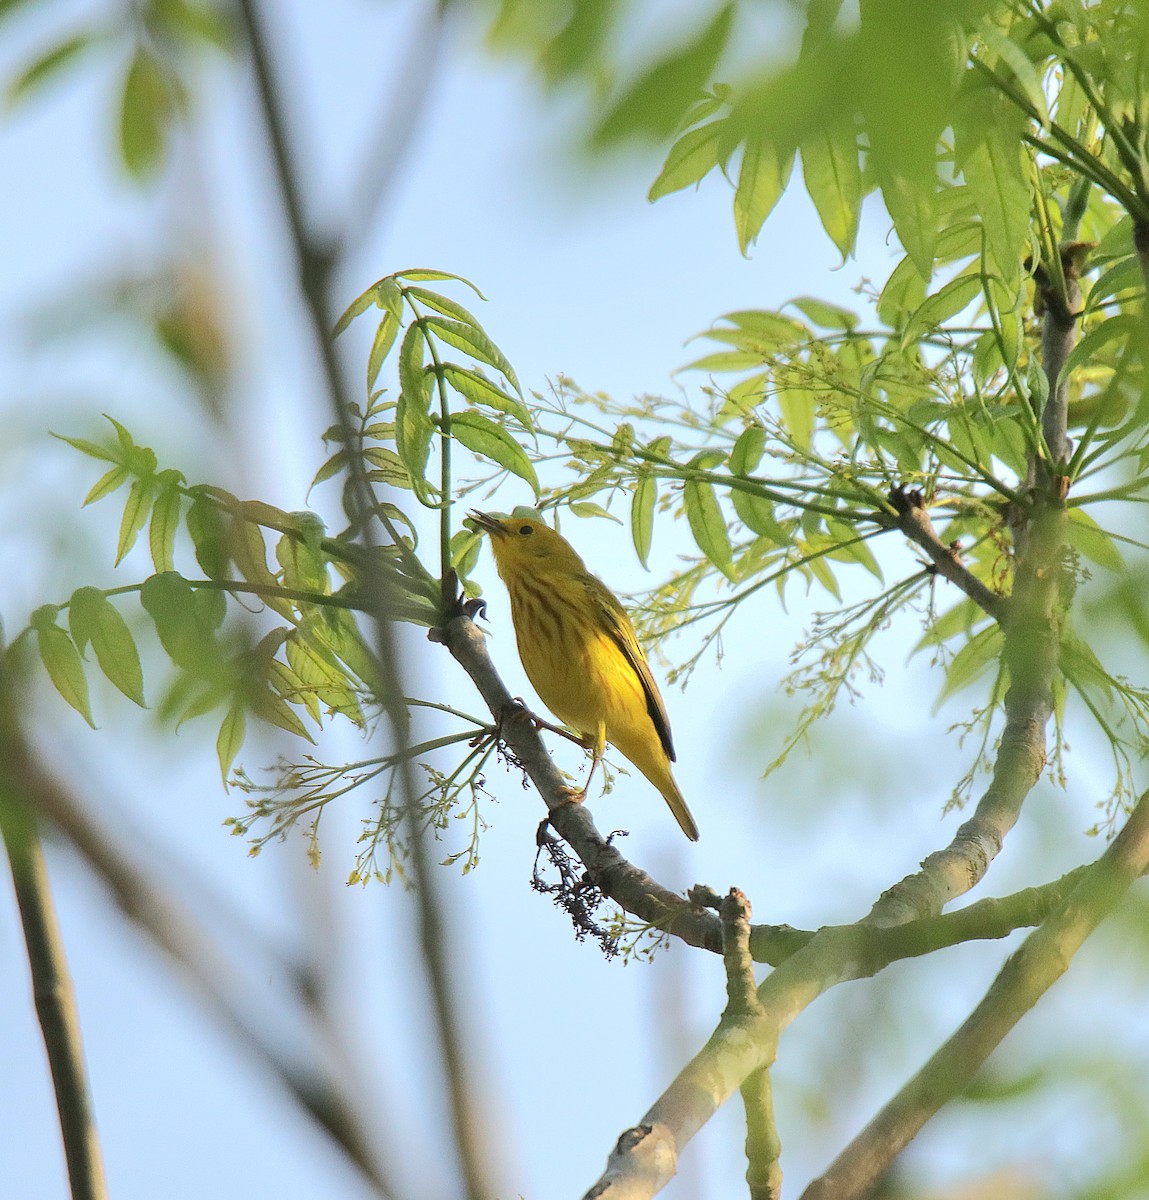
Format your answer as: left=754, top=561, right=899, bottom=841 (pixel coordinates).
left=777, top=386, right=815, bottom=451
left=936, top=625, right=1005, bottom=705
left=83, top=465, right=131, bottom=506
left=276, top=532, right=328, bottom=595
left=404, top=286, right=484, bottom=328
left=976, top=19, right=1049, bottom=125
left=789, top=296, right=858, bottom=331
left=398, top=269, right=485, bottom=296
left=216, top=702, right=246, bottom=784
left=1058, top=314, right=1137, bottom=388
left=230, top=518, right=293, bottom=617
left=449, top=410, right=539, bottom=494
left=648, top=119, right=725, bottom=200
left=333, top=287, right=377, bottom=337
left=119, top=48, right=172, bottom=179
left=421, top=317, right=521, bottom=394
left=35, top=619, right=95, bottom=727
left=731, top=487, right=788, bottom=543
left=682, top=349, right=770, bottom=373
left=825, top=521, right=882, bottom=581
left=187, top=491, right=229, bottom=579
left=954, top=90, right=1030, bottom=288
left=595, top=5, right=734, bottom=144
left=729, top=424, right=767, bottom=475
left=367, top=310, right=399, bottom=390
left=881, top=169, right=937, bottom=282
left=140, top=572, right=222, bottom=673
left=68, top=587, right=146, bottom=706
left=7, top=32, right=93, bottom=106
left=902, top=272, right=983, bottom=345
left=683, top=479, right=734, bottom=580
left=1087, top=258, right=1142, bottom=309
left=393, top=397, right=433, bottom=497
left=734, top=138, right=794, bottom=255
left=914, top=597, right=983, bottom=653
left=52, top=432, right=119, bottom=463
left=116, top=478, right=153, bottom=565
left=398, top=322, right=430, bottom=413
left=310, top=450, right=347, bottom=490
left=630, top=476, right=656, bottom=569
left=149, top=481, right=181, bottom=573
left=441, top=364, right=533, bottom=429
left=799, top=120, right=862, bottom=258
left=364, top=445, right=412, bottom=488
left=1065, top=509, right=1124, bottom=573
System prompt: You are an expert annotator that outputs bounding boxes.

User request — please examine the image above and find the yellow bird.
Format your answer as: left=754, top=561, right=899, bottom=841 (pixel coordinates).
left=469, top=508, right=699, bottom=841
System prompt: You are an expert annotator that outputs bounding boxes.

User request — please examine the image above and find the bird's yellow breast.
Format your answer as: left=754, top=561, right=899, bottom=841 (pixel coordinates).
left=502, top=571, right=647, bottom=742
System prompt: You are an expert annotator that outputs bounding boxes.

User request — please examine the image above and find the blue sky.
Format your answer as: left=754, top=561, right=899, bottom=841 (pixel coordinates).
left=0, top=3, right=1123, bottom=1198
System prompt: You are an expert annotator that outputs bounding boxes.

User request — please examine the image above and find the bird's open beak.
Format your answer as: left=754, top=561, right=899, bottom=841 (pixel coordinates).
left=467, top=510, right=508, bottom=537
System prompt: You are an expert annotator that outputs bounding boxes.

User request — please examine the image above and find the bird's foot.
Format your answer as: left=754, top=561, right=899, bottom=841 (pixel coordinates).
left=498, top=700, right=590, bottom=749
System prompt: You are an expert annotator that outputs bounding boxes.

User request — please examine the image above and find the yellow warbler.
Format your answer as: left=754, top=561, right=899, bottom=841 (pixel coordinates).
left=469, top=509, right=699, bottom=841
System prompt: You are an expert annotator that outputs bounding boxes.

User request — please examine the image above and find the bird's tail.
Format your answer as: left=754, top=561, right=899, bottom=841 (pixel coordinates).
left=659, top=773, right=700, bottom=842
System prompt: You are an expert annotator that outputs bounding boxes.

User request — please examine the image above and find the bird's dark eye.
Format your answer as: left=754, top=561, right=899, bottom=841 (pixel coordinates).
left=518, top=524, right=533, bottom=536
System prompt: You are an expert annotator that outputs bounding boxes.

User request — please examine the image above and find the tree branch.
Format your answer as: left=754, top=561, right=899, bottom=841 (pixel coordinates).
left=884, top=485, right=1007, bottom=621
left=802, top=789, right=1149, bottom=1200
left=235, top=5, right=496, bottom=1196
left=7, top=726, right=400, bottom=1197
left=718, top=889, right=783, bottom=1200
left=1, top=802, right=108, bottom=1200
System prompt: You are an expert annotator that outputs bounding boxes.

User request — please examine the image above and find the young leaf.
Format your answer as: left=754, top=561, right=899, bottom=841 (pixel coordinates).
left=149, top=481, right=182, bottom=573
left=731, top=487, right=788, bottom=543
left=789, top=296, right=859, bottom=331
left=734, top=138, right=794, bottom=255
left=800, top=120, right=863, bottom=259
left=398, top=269, right=486, bottom=296
left=367, top=310, right=399, bottom=390
left=595, top=4, right=734, bottom=143
left=216, top=701, right=246, bottom=785
left=68, top=588, right=146, bottom=706
left=936, top=625, right=1005, bottom=705
left=404, top=286, right=484, bottom=328
left=441, top=364, right=533, bottom=429
left=333, top=287, right=377, bottom=336
left=141, top=572, right=221, bottom=673
left=84, top=465, right=131, bottom=507
left=116, top=478, right=154, bottom=565
left=729, top=425, right=767, bottom=475
left=364, top=446, right=413, bottom=489
left=630, top=475, right=656, bottom=568
left=119, top=47, right=172, bottom=179
left=1065, top=509, right=1124, bottom=573
left=35, top=619, right=95, bottom=727
left=398, top=322, right=431, bottom=415
left=187, top=491, right=229, bottom=579
left=7, top=32, right=94, bottom=106
left=450, top=410, right=539, bottom=494
left=52, top=432, right=119, bottom=463
left=684, top=479, right=735, bottom=579
left=394, top=394, right=434, bottom=497
left=648, top=119, right=724, bottom=200
left=422, top=317, right=521, bottom=394
left=777, top=386, right=815, bottom=451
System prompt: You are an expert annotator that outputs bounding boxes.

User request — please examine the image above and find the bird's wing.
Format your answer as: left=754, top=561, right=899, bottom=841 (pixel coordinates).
left=587, top=577, right=676, bottom=763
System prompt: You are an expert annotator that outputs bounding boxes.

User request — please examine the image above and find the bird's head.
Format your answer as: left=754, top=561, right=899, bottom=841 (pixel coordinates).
left=467, top=508, right=587, bottom=574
